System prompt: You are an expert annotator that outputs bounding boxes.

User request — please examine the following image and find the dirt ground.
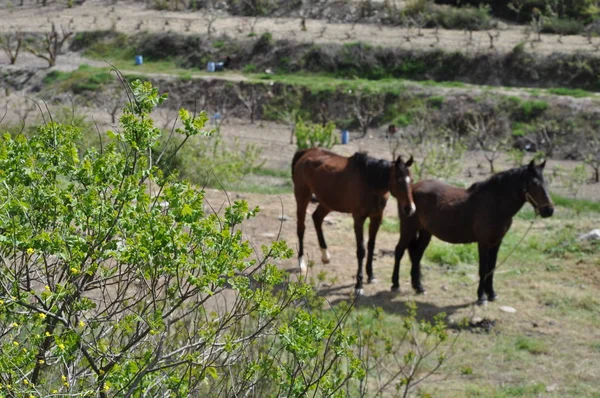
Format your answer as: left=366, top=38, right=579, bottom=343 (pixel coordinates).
left=2, top=0, right=600, bottom=56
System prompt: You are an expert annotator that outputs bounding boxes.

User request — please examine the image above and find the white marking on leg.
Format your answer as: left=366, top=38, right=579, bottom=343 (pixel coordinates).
left=299, top=256, right=307, bottom=270
left=405, top=176, right=411, bottom=184
left=410, top=202, right=416, bottom=215
left=321, top=248, right=330, bottom=263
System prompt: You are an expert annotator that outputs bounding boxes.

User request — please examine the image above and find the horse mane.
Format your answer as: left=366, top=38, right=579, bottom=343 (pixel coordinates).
left=467, top=165, right=527, bottom=194
left=350, top=152, right=391, bottom=190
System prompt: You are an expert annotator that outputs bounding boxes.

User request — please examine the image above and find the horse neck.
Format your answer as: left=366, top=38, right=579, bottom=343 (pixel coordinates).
left=475, top=172, right=527, bottom=218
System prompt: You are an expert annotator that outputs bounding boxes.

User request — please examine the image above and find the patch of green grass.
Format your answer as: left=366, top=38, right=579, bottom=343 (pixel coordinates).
left=425, top=240, right=478, bottom=267
left=515, top=336, right=548, bottom=355
left=547, top=87, right=593, bottom=98
left=501, top=382, right=547, bottom=396
left=550, top=194, right=600, bottom=214
left=518, top=100, right=548, bottom=121
left=427, top=95, right=445, bottom=109
left=226, top=180, right=293, bottom=195
left=254, top=167, right=292, bottom=179
left=212, top=40, right=226, bottom=49
left=42, top=65, right=114, bottom=94
left=243, top=63, right=258, bottom=73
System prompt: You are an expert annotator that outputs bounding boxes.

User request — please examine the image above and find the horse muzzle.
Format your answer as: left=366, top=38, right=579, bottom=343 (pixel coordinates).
left=539, top=206, right=554, bottom=218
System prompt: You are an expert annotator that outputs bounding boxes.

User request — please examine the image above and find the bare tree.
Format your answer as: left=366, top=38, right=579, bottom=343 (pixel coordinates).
left=583, top=134, right=600, bottom=183
left=26, top=22, right=74, bottom=67
left=234, top=84, right=264, bottom=124
left=0, top=30, right=23, bottom=65
left=529, top=9, right=543, bottom=43
left=203, top=2, right=223, bottom=37
left=352, top=93, right=384, bottom=138
left=466, top=113, right=504, bottom=174
left=99, top=89, right=126, bottom=124
left=487, top=30, right=500, bottom=49
left=279, top=109, right=298, bottom=144
left=531, top=121, right=557, bottom=157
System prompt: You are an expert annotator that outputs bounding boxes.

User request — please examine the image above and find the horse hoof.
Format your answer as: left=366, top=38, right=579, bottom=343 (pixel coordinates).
left=355, top=288, right=364, bottom=296
left=476, top=298, right=488, bottom=306
left=391, top=286, right=400, bottom=293
left=416, top=290, right=427, bottom=296
left=320, top=248, right=330, bottom=264
left=488, top=293, right=498, bottom=302
left=298, top=256, right=307, bottom=271
left=368, top=278, right=378, bottom=284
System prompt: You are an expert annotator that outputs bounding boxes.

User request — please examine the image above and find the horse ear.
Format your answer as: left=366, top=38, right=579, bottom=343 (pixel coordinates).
left=405, top=155, right=414, bottom=168
left=539, top=159, right=546, bottom=169
left=395, top=155, right=403, bottom=167
left=528, top=159, right=536, bottom=170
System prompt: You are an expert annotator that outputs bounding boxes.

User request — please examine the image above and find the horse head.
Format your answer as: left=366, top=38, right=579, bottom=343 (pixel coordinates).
left=390, top=155, right=416, bottom=217
left=524, top=159, right=554, bottom=218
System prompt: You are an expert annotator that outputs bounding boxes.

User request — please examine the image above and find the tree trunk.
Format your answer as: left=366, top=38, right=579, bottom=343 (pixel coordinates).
left=361, top=125, right=368, bottom=138
left=594, top=167, right=599, bottom=183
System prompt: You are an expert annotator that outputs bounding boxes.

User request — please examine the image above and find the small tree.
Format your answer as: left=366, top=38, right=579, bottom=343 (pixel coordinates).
left=295, top=118, right=338, bottom=149
left=202, top=0, right=223, bottom=37
left=0, top=30, right=23, bottom=65
left=412, top=129, right=467, bottom=181
left=26, top=22, right=74, bottom=67
left=582, top=134, right=600, bottom=183
left=466, top=112, right=506, bottom=174
left=234, top=84, right=264, bottom=124
left=355, top=303, right=459, bottom=398
left=352, top=92, right=385, bottom=138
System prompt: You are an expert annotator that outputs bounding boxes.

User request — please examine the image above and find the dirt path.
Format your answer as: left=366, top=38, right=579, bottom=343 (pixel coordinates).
left=2, top=0, right=599, bottom=56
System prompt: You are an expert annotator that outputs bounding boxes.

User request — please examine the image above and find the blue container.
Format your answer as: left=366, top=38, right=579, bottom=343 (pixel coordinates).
left=207, top=61, right=216, bottom=72
left=135, top=55, right=143, bottom=66
left=341, top=130, right=349, bottom=145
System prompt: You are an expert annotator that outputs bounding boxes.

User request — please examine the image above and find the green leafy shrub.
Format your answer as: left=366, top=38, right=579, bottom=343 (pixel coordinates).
left=295, top=119, right=338, bottom=149
left=517, top=100, right=548, bottom=121
left=0, top=80, right=364, bottom=396
left=413, top=132, right=467, bottom=180
left=431, top=5, right=493, bottom=30
left=542, top=17, right=585, bottom=35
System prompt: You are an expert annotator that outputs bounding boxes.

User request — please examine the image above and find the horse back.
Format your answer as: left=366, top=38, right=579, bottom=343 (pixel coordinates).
left=292, top=148, right=382, bottom=214
left=410, top=180, right=477, bottom=244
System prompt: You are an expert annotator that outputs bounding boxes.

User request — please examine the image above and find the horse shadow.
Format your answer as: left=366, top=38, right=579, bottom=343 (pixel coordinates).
left=323, top=287, right=473, bottom=323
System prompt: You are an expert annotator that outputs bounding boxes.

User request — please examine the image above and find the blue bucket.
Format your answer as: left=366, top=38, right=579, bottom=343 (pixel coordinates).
left=207, top=61, right=216, bottom=72
left=135, top=55, right=143, bottom=66
left=341, top=130, right=349, bottom=145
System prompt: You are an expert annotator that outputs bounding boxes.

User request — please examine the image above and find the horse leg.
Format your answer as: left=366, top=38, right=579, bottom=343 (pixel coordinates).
left=392, top=219, right=418, bottom=292
left=295, top=186, right=311, bottom=270
left=477, top=243, right=491, bottom=305
left=408, top=230, right=432, bottom=294
left=353, top=214, right=367, bottom=295
left=312, top=204, right=331, bottom=264
left=366, top=214, right=382, bottom=284
left=485, top=244, right=501, bottom=301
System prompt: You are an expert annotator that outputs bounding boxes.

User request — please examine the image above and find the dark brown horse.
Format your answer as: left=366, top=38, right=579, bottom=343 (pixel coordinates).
left=292, top=148, right=415, bottom=295
left=392, top=160, right=554, bottom=305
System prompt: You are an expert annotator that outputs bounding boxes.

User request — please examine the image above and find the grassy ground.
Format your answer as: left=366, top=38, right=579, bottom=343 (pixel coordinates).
left=329, top=199, right=600, bottom=397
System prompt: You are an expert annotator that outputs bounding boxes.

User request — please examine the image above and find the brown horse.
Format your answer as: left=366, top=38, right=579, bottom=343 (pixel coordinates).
left=292, top=148, right=415, bottom=295
left=392, top=160, right=554, bottom=305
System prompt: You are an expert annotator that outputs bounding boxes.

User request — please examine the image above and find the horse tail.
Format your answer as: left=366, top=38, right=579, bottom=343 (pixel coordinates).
left=291, top=149, right=319, bottom=203
left=291, top=149, right=309, bottom=179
